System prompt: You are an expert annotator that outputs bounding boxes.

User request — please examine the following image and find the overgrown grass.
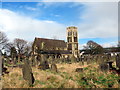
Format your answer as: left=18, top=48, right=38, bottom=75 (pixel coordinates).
left=2, top=62, right=120, bottom=88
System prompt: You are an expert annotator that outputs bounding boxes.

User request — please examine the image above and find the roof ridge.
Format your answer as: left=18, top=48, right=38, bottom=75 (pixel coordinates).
left=35, top=37, right=65, bottom=42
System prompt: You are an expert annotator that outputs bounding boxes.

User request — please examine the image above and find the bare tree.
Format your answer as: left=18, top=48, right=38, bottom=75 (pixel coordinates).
left=24, top=42, right=33, bottom=56
left=14, top=38, right=27, bottom=55
left=84, top=40, right=104, bottom=54
left=0, top=31, right=8, bottom=50
left=4, top=42, right=14, bottom=53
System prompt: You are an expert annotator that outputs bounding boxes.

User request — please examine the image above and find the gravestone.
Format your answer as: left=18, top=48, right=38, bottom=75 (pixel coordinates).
left=99, top=63, right=109, bottom=72
left=0, top=56, right=2, bottom=76
left=38, top=60, right=49, bottom=70
left=107, top=54, right=111, bottom=61
left=106, top=61, right=115, bottom=70
left=22, top=59, right=35, bottom=86
left=38, top=55, right=49, bottom=70
left=51, top=63, right=58, bottom=72
left=0, top=57, right=8, bottom=75
left=101, top=56, right=105, bottom=63
left=86, top=56, right=91, bottom=65
left=75, top=68, right=83, bottom=72
left=116, top=54, right=120, bottom=69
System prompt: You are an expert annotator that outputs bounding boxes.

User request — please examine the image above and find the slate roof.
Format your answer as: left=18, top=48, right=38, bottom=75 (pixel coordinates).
left=33, top=37, right=67, bottom=49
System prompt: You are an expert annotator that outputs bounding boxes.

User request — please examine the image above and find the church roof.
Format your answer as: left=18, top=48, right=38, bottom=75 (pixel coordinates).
left=33, top=37, right=67, bottom=49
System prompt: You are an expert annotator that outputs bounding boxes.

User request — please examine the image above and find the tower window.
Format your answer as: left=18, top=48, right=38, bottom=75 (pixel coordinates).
left=74, top=37, right=77, bottom=42
left=67, top=37, right=72, bottom=42
left=68, top=44, right=72, bottom=50
left=68, top=32, right=72, bottom=36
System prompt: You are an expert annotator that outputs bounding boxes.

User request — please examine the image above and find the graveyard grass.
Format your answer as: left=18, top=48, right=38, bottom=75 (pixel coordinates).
left=2, top=62, right=120, bottom=88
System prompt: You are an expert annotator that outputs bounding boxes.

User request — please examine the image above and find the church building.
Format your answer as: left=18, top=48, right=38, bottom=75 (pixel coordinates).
left=32, top=26, right=79, bottom=58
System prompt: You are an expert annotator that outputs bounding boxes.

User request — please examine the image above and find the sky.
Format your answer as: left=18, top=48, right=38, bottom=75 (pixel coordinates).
left=0, top=1, right=118, bottom=49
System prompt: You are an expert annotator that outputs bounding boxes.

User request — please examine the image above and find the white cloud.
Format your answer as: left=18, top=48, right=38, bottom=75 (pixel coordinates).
left=79, top=41, right=118, bottom=50
left=79, top=43, right=86, bottom=49
left=101, top=41, right=118, bottom=48
left=0, top=9, right=66, bottom=42
left=36, top=2, right=118, bottom=39
left=78, top=2, right=118, bottom=39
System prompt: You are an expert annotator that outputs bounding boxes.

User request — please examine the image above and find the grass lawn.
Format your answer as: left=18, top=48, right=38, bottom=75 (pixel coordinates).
left=2, top=62, right=120, bottom=88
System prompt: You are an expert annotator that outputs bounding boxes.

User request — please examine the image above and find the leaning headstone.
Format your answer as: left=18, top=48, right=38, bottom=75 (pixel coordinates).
left=116, top=54, right=120, bottom=69
left=22, top=59, right=35, bottom=86
left=99, top=63, right=109, bottom=72
left=51, top=63, right=58, bottom=72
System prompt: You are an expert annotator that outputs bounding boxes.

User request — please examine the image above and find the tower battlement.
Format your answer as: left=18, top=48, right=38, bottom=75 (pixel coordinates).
left=67, top=26, right=77, bottom=30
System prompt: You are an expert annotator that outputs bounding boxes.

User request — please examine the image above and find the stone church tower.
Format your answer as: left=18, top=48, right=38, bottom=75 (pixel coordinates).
left=67, top=26, right=79, bottom=58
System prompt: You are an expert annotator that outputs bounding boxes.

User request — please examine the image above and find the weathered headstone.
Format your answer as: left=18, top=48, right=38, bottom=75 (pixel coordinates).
left=99, top=63, right=109, bottom=72
left=22, top=59, right=35, bottom=86
left=106, top=61, right=114, bottom=70
left=38, top=60, right=49, bottom=70
left=116, top=54, right=120, bottom=69
left=38, top=54, right=49, bottom=70
left=0, top=56, right=2, bottom=76
left=0, top=56, right=8, bottom=75
left=51, top=63, right=58, bottom=72
left=75, top=68, right=83, bottom=72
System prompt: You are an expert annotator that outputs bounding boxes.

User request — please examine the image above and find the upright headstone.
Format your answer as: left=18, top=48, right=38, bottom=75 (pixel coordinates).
left=106, top=61, right=114, bottom=70
left=99, top=63, right=109, bottom=72
left=51, top=63, right=58, bottom=72
left=116, top=54, right=120, bottom=69
left=22, top=59, right=35, bottom=86
left=0, top=56, right=2, bottom=76
left=38, top=54, right=49, bottom=70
